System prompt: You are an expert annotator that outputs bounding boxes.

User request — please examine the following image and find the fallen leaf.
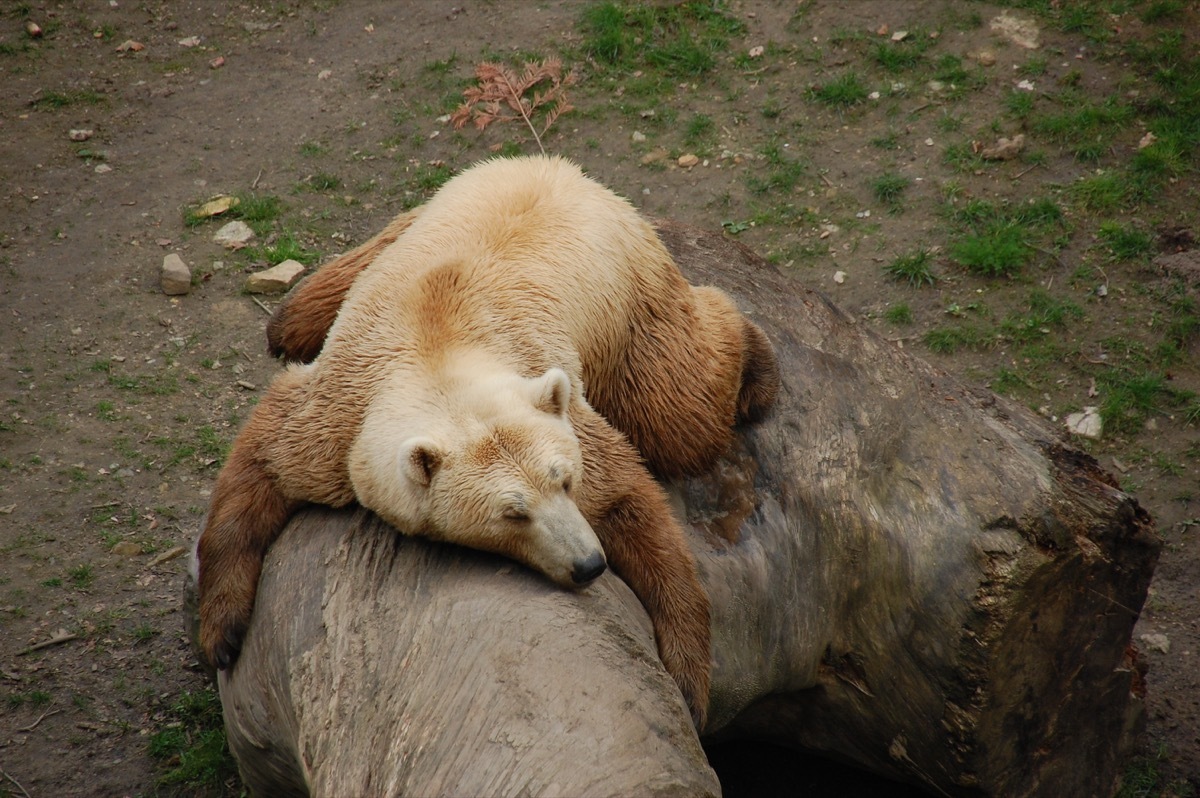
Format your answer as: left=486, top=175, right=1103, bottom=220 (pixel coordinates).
left=116, top=39, right=144, bottom=52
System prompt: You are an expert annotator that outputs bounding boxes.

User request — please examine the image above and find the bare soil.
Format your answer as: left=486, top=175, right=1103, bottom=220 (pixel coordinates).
left=0, top=1, right=1196, bottom=796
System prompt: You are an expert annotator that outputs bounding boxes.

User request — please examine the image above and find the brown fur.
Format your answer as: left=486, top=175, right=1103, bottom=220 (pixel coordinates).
left=199, top=157, right=780, bottom=728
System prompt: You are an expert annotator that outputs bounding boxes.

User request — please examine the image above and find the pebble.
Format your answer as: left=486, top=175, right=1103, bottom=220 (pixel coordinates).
left=94, top=164, right=113, bottom=174
left=69, top=129, right=94, bottom=142
left=1140, top=632, right=1170, bottom=654
left=213, top=220, right=255, bottom=249
left=977, top=50, right=997, bottom=67
left=1065, top=406, right=1102, bottom=439
left=112, top=541, right=142, bottom=556
left=160, top=253, right=192, bottom=296
left=245, top=259, right=306, bottom=294
left=833, top=271, right=846, bottom=284
left=631, top=131, right=646, bottom=143
left=677, top=153, right=699, bottom=168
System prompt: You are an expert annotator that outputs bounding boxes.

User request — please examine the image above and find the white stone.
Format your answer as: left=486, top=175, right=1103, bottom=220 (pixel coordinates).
left=631, top=131, right=646, bottom=142
left=1140, top=632, right=1170, bottom=654
left=214, top=220, right=255, bottom=249
left=1065, top=406, right=1102, bottom=439
left=833, top=271, right=846, bottom=285
left=245, top=259, right=305, bottom=294
left=160, top=253, right=191, bottom=295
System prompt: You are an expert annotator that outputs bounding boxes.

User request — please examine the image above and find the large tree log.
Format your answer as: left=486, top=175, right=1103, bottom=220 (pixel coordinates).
left=189, top=221, right=1159, bottom=797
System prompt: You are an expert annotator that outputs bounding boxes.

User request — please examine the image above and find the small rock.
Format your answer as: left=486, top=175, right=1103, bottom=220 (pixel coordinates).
left=876, top=24, right=889, bottom=36
left=160, top=253, right=191, bottom=296
left=891, top=30, right=909, bottom=42
left=26, top=21, right=43, bottom=38
left=112, top=541, right=142, bottom=556
left=677, top=153, right=699, bottom=168
left=177, top=36, right=201, bottom=47
left=977, top=50, right=997, bottom=67
left=1138, top=131, right=1157, bottom=150
left=94, top=163, right=113, bottom=174
left=640, top=148, right=669, bottom=166
left=1016, top=79, right=1036, bottom=91
left=245, top=259, right=306, bottom=294
left=193, top=195, right=239, bottom=219
left=69, top=129, right=94, bottom=142
left=927, top=80, right=945, bottom=93
left=1140, top=633, right=1170, bottom=654
left=115, top=39, right=144, bottom=52
left=748, top=45, right=764, bottom=58
left=869, top=91, right=881, bottom=100
left=1065, top=406, right=1102, bottom=439
left=990, top=11, right=1040, bottom=50
left=318, top=68, right=332, bottom=80
left=209, top=55, right=225, bottom=69
left=833, top=271, right=846, bottom=285
left=631, top=131, right=647, bottom=143
left=213, top=220, right=255, bottom=249
left=1095, top=284, right=1108, bottom=298
left=236, top=380, right=257, bottom=391
left=980, top=134, right=1026, bottom=161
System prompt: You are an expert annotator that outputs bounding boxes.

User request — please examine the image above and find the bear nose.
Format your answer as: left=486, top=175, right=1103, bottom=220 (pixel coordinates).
left=571, top=552, right=607, bottom=585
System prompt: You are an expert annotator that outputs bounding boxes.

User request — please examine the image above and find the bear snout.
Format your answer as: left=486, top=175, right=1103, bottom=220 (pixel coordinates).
left=571, top=551, right=607, bottom=585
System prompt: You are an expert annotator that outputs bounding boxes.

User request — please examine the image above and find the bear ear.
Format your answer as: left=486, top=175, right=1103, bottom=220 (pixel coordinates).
left=399, top=437, right=444, bottom=487
left=531, top=368, right=572, bottom=418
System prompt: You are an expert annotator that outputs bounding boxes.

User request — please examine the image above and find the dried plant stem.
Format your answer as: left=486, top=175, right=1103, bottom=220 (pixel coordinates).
left=499, top=70, right=544, bottom=154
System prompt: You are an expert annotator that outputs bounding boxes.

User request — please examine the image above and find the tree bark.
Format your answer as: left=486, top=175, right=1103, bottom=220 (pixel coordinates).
left=189, top=221, right=1159, bottom=797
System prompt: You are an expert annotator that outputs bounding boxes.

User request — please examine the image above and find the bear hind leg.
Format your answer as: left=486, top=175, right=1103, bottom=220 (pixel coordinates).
left=266, top=208, right=423, bottom=362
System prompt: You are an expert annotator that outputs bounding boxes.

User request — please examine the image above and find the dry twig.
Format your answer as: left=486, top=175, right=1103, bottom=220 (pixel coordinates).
left=18, top=708, right=61, bottom=732
left=449, top=59, right=576, bottom=154
left=18, top=631, right=79, bottom=655
left=1, top=768, right=31, bottom=798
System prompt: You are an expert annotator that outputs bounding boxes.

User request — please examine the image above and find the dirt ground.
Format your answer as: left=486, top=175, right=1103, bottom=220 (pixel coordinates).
left=1, top=1, right=1197, bottom=796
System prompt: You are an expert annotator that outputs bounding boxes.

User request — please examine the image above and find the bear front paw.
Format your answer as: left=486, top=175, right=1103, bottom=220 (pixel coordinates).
left=199, top=603, right=250, bottom=671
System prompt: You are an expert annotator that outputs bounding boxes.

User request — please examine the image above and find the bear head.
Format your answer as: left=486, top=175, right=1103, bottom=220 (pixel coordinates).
left=349, top=367, right=607, bottom=588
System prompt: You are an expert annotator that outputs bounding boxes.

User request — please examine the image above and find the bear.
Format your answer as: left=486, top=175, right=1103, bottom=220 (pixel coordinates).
left=197, top=155, right=780, bottom=728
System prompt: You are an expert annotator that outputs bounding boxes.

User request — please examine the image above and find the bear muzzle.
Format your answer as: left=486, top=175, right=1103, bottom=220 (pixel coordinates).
left=571, top=550, right=607, bottom=586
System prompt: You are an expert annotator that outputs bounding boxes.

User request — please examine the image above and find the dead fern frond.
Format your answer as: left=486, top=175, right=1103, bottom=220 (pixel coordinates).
left=449, top=58, right=576, bottom=154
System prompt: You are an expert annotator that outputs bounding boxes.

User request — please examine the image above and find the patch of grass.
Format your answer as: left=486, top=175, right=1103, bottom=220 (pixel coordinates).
left=924, top=325, right=990, bottom=354
left=298, top=140, right=327, bottom=157
left=251, top=231, right=317, bottom=266
left=306, top=172, right=342, bottom=191
left=872, top=40, right=925, bottom=73
left=578, top=1, right=744, bottom=78
left=885, top=250, right=936, bottom=287
left=884, top=304, right=914, bottom=324
left=746, top=141, right=806, bottom=195
left=1096, top=369, right=1195, bottom=436
left=1000, top=290, right=1083, bottom=344
left=1031, top=97, right=1133, bottom=161
left=1070, top=171, right=1128, bottom=211
left=31, top=89, right=105, bottom=109
left=683, top=113, right=715, bottom=147
left=808, top=72, right=869, bottom=106
left=149, top=688, right=239, bottom=792
left=871, top=172, right=911, bottom=208
left=1141, top=0, right=1186, bottom=23
left=942, top=141, right=986, bottom=173
left=1098, top=222, right=1154, bottom=261
left=133, top=623, right=159, bottom=643
left=951, top=224, right=1029, bottom=277
left=870, top=130, right=900, bottom=150
left=68, top=564, right=94, bottom=589
left=107, top=371, right=179, bottom=396
left=195, top=425, right=229, bottom=466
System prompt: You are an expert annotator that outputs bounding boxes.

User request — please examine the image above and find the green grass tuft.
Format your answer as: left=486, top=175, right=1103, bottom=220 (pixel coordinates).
left=808, top=72, right=869, bottom=106
left=885, top=250, right=936, bottom=287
